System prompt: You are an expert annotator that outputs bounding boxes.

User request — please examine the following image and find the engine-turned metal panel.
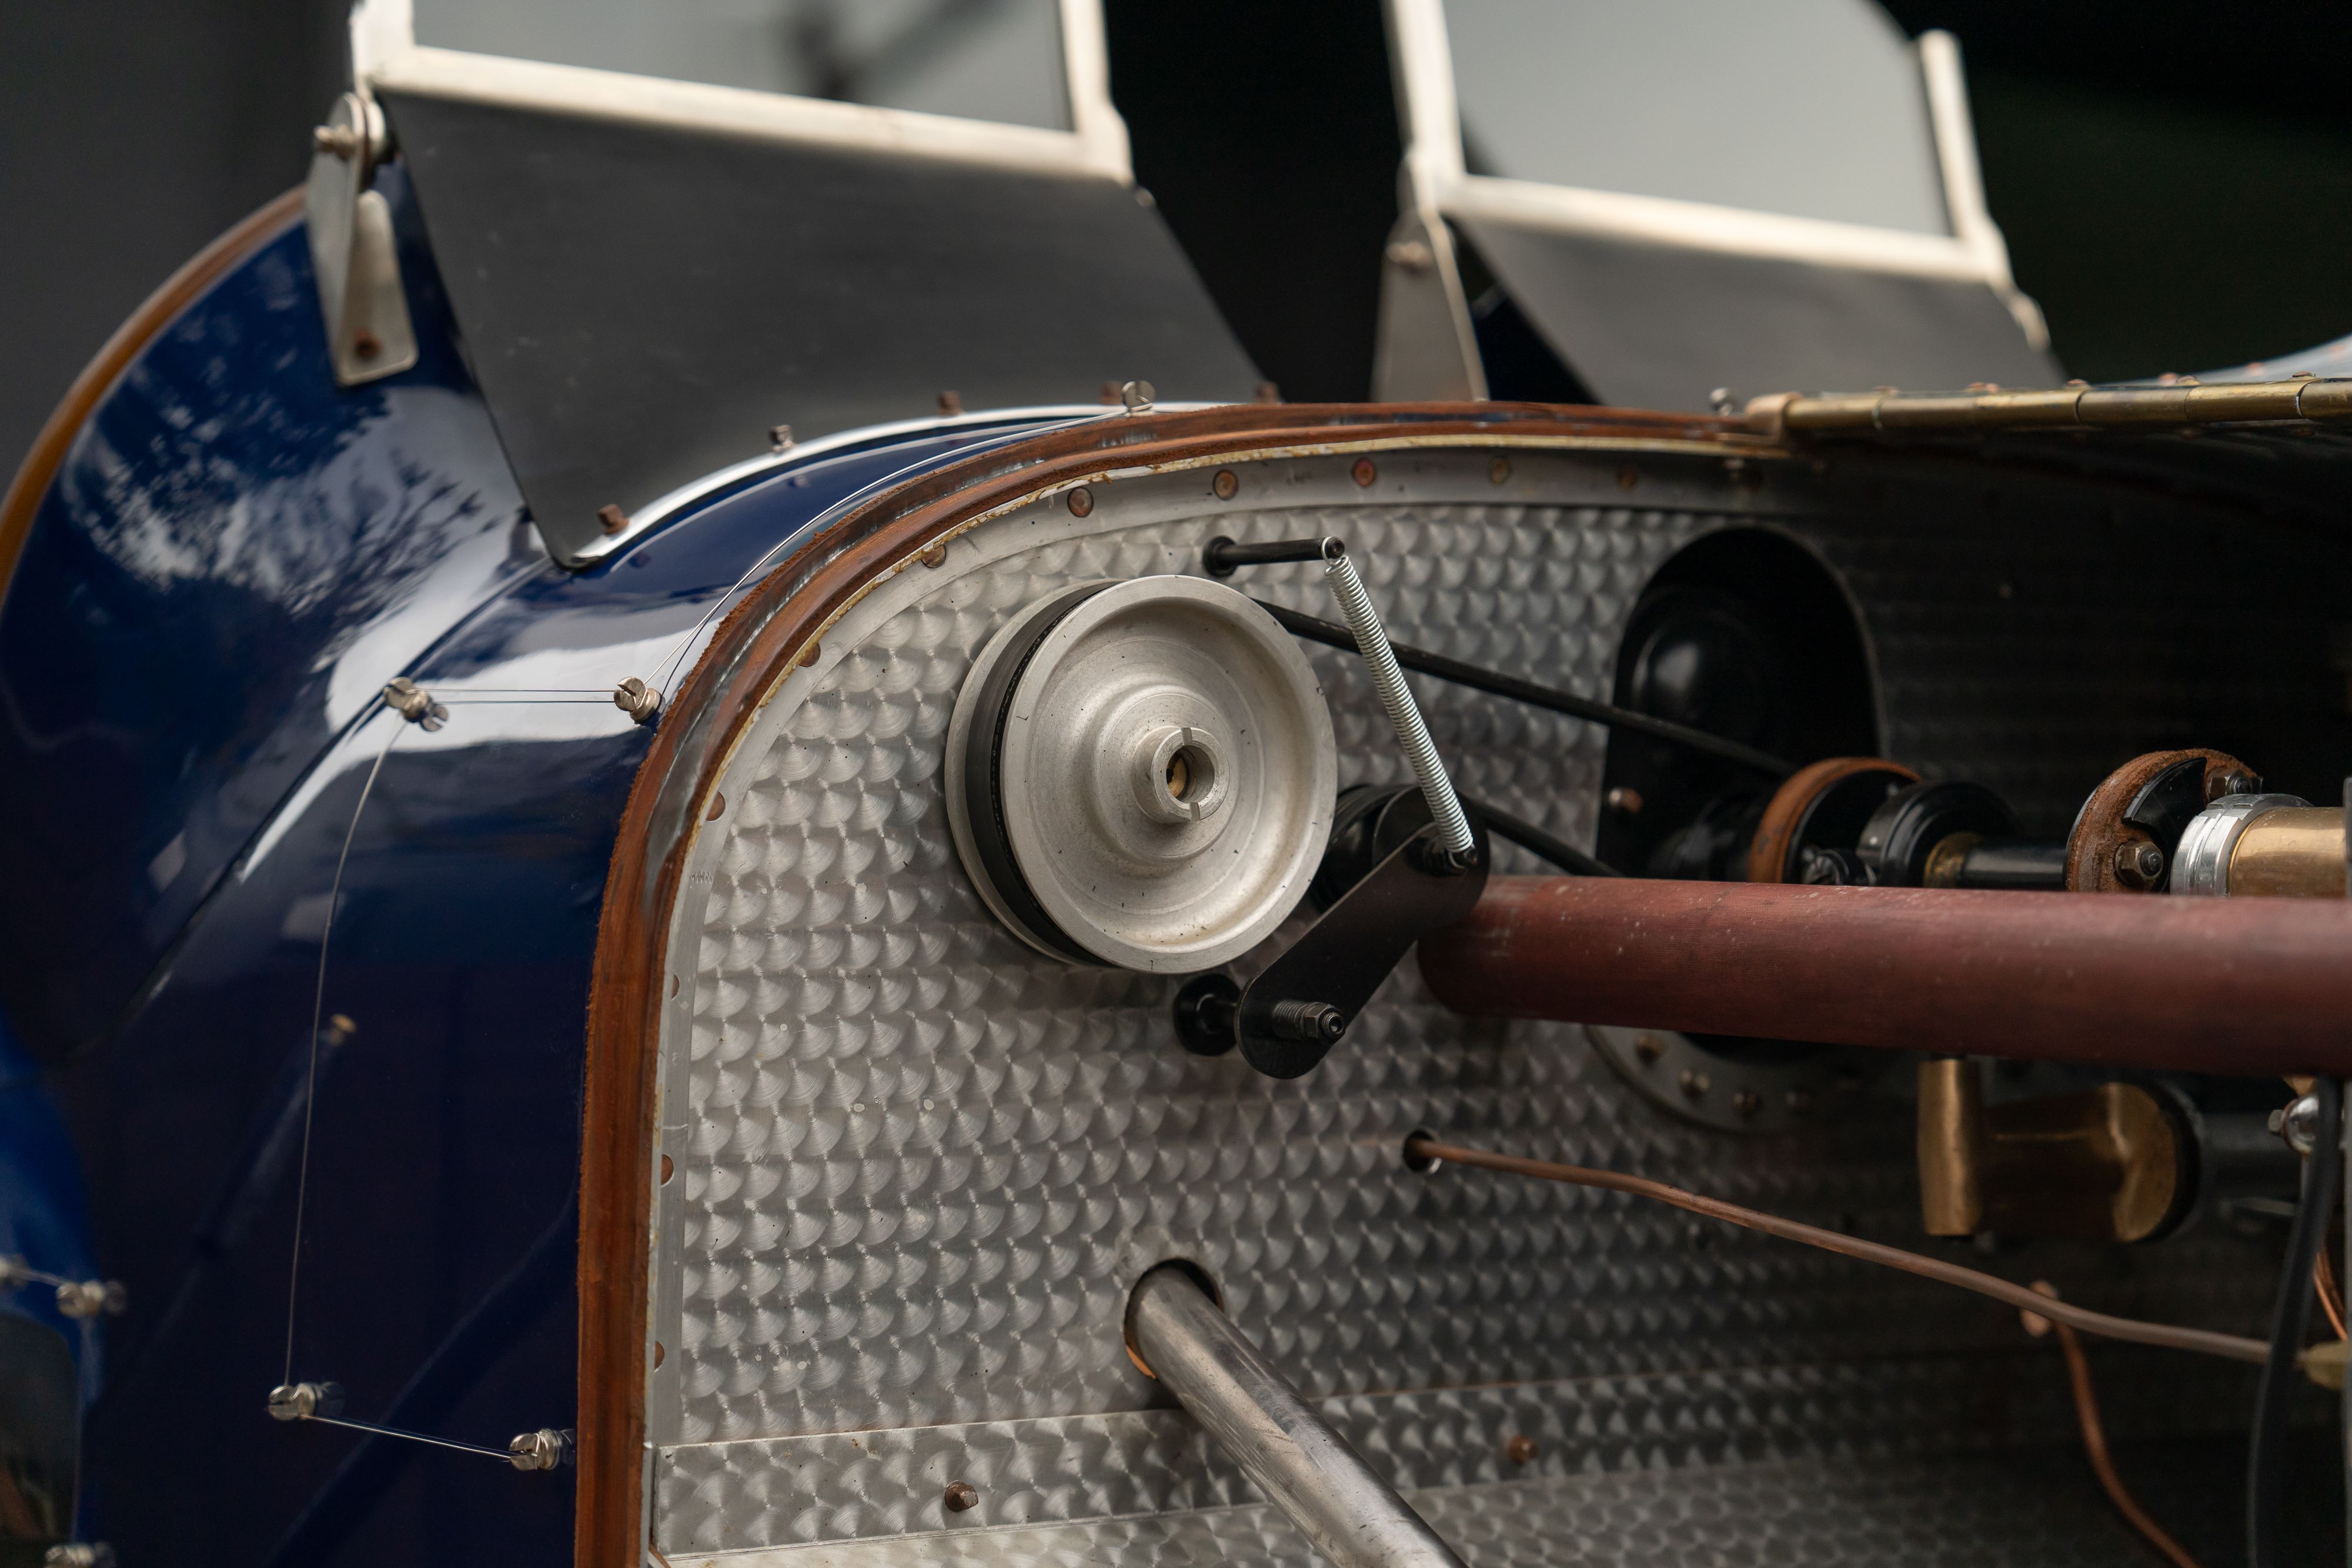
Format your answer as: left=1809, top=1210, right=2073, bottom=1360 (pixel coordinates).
left=644, top=444, right=2304, bottom=1560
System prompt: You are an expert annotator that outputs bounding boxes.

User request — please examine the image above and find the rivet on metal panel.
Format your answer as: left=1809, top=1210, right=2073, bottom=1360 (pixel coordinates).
left=660, top=1155, right=673, bottom=1184
left=597, top=503, right=629, bottom=536
left=1351, top=457, right=1377, bottom=487
left=943, top=1481, right=979, bottom=1513
left=937, top=391, right=964, bottom=416
left=1065, top=486, right=1094, bottom=517
left=1733, top=1089, right=1763, bottom=1120
left=1616, top=464, right=1639, bottom=491
left=652, top=1342, right=664, bottom=1368
left=1488, top=456, right=1510, bottom=484
left=796, top=640, right=823, bottom=670
left=1679, top=1069, right=1710, bottom=1101
left=705, top=793, right=726, bottom=823
left=1212, top=469, right=1238, bottom=500
left=1634, top=1032, right=1665, bottom=1065
left=1606, top=787, right=1643, bottom=814
left=1504, top=1435, right=1539, bottom=1465
left=352, top=330, right=382, bottom=361
left=919, top=543, right=948, bottom=568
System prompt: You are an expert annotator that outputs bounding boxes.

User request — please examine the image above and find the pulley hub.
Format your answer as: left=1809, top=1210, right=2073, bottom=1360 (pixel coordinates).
left=945, top=575, right=1336, bottom=971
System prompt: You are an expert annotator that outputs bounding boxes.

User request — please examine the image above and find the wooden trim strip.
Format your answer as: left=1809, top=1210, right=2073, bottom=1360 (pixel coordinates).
left=0, top=186, right=306, bottom=611
left=574, top=402, right=1758, bottom=1565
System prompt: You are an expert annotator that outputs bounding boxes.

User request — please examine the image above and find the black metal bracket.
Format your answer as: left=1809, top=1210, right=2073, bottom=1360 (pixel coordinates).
left=1173, top=788, right=1489, bottom=1078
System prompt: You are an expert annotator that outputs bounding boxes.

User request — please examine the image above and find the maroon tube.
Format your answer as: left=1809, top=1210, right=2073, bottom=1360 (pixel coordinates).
left=1418, top=877, right=2352, bottom=1076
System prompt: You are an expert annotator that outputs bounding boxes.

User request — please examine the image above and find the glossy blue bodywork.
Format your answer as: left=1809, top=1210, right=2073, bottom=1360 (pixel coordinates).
left=0, top=166, right=1083, bottom=1567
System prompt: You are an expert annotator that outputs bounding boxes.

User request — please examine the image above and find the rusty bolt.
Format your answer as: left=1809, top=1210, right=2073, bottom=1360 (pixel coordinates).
left=352, top=329, right=382, bottom=360
left=1504, top=1434, right=1539, bottom=1465
left=1066, top=486, right=1094, bottom=518
left=943, top=1481, right=979, bottom=1513
left=1488, top=456, right=1511, bottom=484
left=1633, top=1032, right=1665, bottom=1065
left=1606, top=786, right=1643, bottom=815
left=597, top=503, right=629, bottom=536
left=705, top=792, right=726, bottom=823
left=1351, top=457, right=1377, bottom=487
left=2112, top=839, right=2166, bottom=890
left=1212, top=469, right=1238, bottom=500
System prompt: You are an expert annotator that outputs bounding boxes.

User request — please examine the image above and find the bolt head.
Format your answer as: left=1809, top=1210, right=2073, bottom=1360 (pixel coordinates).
left=1212, top=468, right=1238, bottom=501
left=1065, top=486, right=1094, bottom=518
left=1351, top=457, right=1378, bottom=487
left=944, top=1480, right=980, bottom=1513
left=2280, top=1093, right=2323, bottom=1155
left=2112, top=839, right=2166, bottom=890
left=1504, top=1434, right=1539, bottom=1465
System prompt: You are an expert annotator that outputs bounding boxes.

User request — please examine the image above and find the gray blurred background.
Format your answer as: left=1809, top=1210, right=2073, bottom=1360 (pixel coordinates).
left=5, top=0, right=2350, bottom=474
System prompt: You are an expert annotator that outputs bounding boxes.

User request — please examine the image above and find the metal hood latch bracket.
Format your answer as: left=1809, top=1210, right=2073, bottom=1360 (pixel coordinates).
left=305, top=92, right=418, bottom=386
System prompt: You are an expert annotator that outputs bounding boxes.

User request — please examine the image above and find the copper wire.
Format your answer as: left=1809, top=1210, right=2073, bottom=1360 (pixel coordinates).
left=2315, top=1246, right=2347, bottom=1340
left=1405, top=1138, right=2275, bottom=1365
left=2040, top=1309, right=2206, bottom=1568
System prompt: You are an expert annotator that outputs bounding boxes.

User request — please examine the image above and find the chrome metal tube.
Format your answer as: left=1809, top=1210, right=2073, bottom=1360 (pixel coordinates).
left=1126, top=1268, right=1466, bottom=1568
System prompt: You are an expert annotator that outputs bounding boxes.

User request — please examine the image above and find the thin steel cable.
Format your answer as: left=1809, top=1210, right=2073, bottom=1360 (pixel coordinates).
left=305, top=1414, right=510, bottom=1462
left=2021, top=1292, right=2204, bottom=1568
left=282, top=718, right=402, bottom=1385
left=1406, top=1137, right=2275, bottom=1365
left=2249, top=1078, right=2341, bottom=1568
left=1319, top=541, right=1474, bottom=859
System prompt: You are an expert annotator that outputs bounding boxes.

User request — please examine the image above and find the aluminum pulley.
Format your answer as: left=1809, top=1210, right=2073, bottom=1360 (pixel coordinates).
left=944, top=574, right=1337, bottom=971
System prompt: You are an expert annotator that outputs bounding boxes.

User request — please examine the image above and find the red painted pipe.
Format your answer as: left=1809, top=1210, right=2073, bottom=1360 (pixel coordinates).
left=1417, top=877, right=2352, bottom=1077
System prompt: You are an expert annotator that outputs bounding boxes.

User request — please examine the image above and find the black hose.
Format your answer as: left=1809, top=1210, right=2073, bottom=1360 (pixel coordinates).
left=2248, top=1077, right=2340, bottom=1568
left=1468, top=799, right=1620, bottom=878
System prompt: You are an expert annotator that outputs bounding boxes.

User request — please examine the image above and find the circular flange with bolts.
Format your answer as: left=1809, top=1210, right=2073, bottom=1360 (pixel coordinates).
left=1585, top=1023, right=1875, bottom=1135
left=944, top=574, right=1337, bottom=972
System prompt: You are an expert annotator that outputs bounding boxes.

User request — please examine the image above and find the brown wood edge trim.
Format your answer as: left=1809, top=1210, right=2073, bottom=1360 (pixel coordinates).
left=573, top=405, right=1760, bottom=1564
left=0, top=186, right=306, bottom=611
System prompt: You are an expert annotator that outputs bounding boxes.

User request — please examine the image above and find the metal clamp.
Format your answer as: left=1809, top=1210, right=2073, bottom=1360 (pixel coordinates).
left=382, top=677, right=447, bottom=730
left=507, top=1427, right=574, bottom=1471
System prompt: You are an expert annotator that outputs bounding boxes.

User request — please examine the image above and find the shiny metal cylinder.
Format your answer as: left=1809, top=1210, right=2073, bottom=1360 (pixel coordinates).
left=1126, top=1268, right=1466, bottom=1568
left=1321, top=543, right=1475, bottom=861
left=2227, top=807, right=2346, bottom=898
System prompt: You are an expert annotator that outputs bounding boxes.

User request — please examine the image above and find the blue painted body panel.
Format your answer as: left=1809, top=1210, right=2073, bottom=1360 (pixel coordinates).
left=0, top=168, right=1080, bottom=1566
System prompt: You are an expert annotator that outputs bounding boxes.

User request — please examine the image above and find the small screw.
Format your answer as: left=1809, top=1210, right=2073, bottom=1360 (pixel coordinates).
left=1504, top=1434, right=1539, bottom=1465
left=1066, top=486, right=1094, bottom=518
left=313, top=123, right=362, bottom=159
left=1351, top=457, right=1377, bottom=487
left=597, top=503, right=630, bottom=536
left=1385, top=239, right=1435, bottom=273
left=1732, top=1089, right=1762, bottom=1119
left=944, top=1480, right=980, bottom=1513
left=2112, top=840, right=2166, bottom=890
left=2275, top=1093, right=2322, bottom=1155
left=1270, top=999, right=1347, bottom=1043
left=381, top=676, right=447, bottom=730
left=352, top=329, right=382, bottom=360
left=2213, top=770, right=2259, bottom=800
left=613, top=677, right=662, bottom=726
left=1606, top=786, right=1643, bottom=814
left=1488, top=456, right=1511, bottom=484
left=1633, top=1032, right=1664, bottom=1065
left=769, top=424, right=795, bottom=452
left=937, top=390, right=964, bottom=416
left=1709, top=387, right=1736, bottom=414
left=1212, top=469, right=1238, bottom=500
left=1120, top=380, right=1155, bottom=415
left=1678, top=1069, right=1710, bottom=1100
left=267, top=1381, right=343, bottom=1421
left=507, top=1428, right=571, bottom=1472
